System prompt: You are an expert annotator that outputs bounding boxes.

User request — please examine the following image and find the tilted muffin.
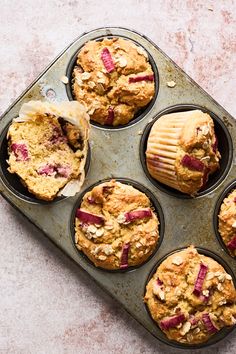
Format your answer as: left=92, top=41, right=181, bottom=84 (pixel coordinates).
left=146, top=110, right=221, bottom=195
left=72, top=37, right=155, bottom=126
left=218, top=189, right=236, bottom=256
left=144, top=246, right=236, bottom=345
left=74, top=179, right=159, bottom=269
left=7, top=101, right=90, bottom=201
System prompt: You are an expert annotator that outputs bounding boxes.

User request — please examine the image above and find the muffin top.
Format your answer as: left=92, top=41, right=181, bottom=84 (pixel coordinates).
left=218, top=189, right=236, bottom=256
left=7, top=101, right=90, bottom=201
left=144, top=246, right=236, bottom=345
left=146, top=110, right=221, bottom=195
left=72, top=37, right=155, bottom=126
left=74, top=179, right=159, bottom=269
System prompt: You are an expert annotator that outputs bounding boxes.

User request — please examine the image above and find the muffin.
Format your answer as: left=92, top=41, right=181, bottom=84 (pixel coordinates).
left=144, top=246, right=236, bottom=345
left=74, top=179, right=159, bottom=269
left=72, top=37, right=155, bottom=126
left=146, top=110, right=221, bottom=195
left=7, top=100, right=90, bottom=201
left=218, top=189, right=236, bottom=256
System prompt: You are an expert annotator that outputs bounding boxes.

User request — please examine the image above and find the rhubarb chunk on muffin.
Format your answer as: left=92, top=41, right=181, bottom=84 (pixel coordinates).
left=7, top=100, right=90, bottom=201
left=218, top=189, right=236, bottom=257
left=146, top=110, right=221, bottom=195
left=144, top=246, right=236, bottom=345
left=74, top=179, right=159, bottom=269
left=72, top=37, right=155, bottom=126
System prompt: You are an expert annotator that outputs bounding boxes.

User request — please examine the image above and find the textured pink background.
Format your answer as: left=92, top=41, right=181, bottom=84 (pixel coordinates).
left=1, top=1, right=236, bottom=353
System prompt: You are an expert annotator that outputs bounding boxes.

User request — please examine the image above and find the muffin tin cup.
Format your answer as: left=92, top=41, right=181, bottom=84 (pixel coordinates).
left=0, top=121, right=91, bottom=204
left=140, top=104, right=233, bottom=199
left=70, top=177, right=165, bottom=272
left=143, top=246, right=236, bottom=349
left=0, top=26, right=236, bottom=349
left=65, top=35, right=159, bottom=130
left=214, top=180, right=236, bottom=259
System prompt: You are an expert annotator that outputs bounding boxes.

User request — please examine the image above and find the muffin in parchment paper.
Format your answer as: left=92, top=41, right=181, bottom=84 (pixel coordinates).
left=7, top=100, right=90, bottom=201
left=74, top=179, right=159, bottom=269
left=72, top=37, right=155, bottom=126
left=144, top=246, right=236, bottom=344
left=146, top=110, right=221, bottom=195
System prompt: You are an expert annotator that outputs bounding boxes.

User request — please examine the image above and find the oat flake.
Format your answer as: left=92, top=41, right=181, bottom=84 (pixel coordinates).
left=60, top=75, right=69, bottom=84
left=98, top=255, right=107, bottom=261
left=167, top=81, right=176, bottom=88
left=88, top=81, right=96, bottom=88
left=81, top=72, right=91, bottom=80
left=172, top=256, right=183, bottom=265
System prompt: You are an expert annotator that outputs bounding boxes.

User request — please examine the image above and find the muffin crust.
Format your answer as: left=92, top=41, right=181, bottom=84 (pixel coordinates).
left=74, top=180, right=159, bottom=269
left=218, top=189, right=236, bottom=256
left=72, top=38, right=155, bottom=126
left=144, top=246, right=236, bottom=344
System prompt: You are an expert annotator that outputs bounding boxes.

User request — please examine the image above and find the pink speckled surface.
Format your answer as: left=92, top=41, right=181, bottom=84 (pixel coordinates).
left=1, top=1, right=236, bottom=353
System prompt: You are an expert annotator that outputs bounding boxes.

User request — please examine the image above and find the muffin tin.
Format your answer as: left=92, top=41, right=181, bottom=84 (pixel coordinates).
left=0, top=27, right=236, bottom=348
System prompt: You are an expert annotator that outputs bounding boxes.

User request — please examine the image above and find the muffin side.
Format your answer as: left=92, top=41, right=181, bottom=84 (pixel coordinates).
left=146, top=110, right=221, bottom=195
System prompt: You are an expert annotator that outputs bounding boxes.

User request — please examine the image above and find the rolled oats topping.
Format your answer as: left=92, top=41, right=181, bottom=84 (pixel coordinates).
left=144, top=246, right=236, bottom=345
left=74, top=179, right=159, bottom=270
left=88, top=81, right=96, bottom=88
left=72, top=38, right=155, bottom=126
left=172, top=256, right=183, bottom=265
left=81, top=72, right=91, bottom=80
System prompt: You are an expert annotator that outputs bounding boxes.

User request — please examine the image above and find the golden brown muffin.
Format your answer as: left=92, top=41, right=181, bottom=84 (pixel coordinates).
left=218, top=189, right=236, bottom=256
left=72, top=37, right=155, bottom=126
left=146, top=110, right=221, bottom=195
left=7, top=101, right=90, bottom=201
left=74, top=179, right=159, bottom=269
left=144, top=246, right=236, bottom=345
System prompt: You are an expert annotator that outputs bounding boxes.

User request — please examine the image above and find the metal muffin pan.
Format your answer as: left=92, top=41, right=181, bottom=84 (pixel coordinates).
left=0, top=27, right=236, bottom=348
